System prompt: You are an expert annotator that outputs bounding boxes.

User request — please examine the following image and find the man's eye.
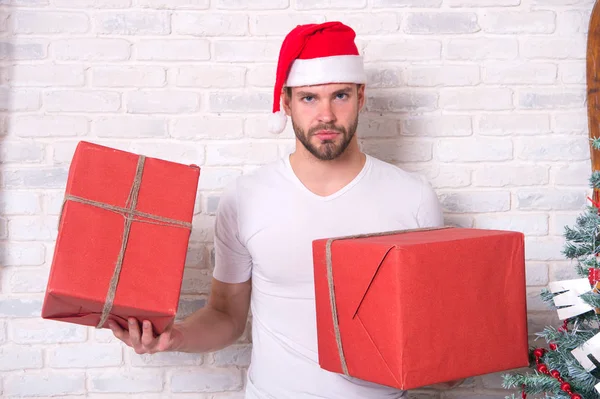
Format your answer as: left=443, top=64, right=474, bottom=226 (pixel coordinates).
left=302, top=96, right=314, bottom=102
left=336, top=93, right=348, bottom=100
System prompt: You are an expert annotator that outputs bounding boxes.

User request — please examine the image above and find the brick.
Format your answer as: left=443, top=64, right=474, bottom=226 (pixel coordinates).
left=372, top=0, right=440, bottom=6
left=246, top=64, right=276, bottom=88
left=171, top=369, right=242, bottom=392
left=446, top=0, right=518, bottom=5
left=521, top=37, right=586, bottom=59
left=215, top=0, right=288, bottom=9
left=475, top=214, right=549, bottom=236
left=553, top=162, right=590, bottom=186
left=181, top=268, right=212, bottom=294
left=439, top=191, right=510, bottom=213
left=1, top=242, right=44, bottom=266
left=406, top=65, right=479, bottom=87
left=52, top=38, right=131, bottom=61
left=173, top=13, right=247, bottom=36
left=532, top=0, right=595, bottom=4
left=213, top=344, right=251, bottom=367
left=557, top=10, right=589, bottom=34
left=1, top=0, right=49, bottom=4
left=519, top=89, right=584, bottom=109
left=13, top=115, right=89, bottom=137
left=134, top=0, right=209, bottom=7
left=0, top=346, right=42, bottom=371
left=93, top=328, right=120, bottom=343
left=0, top=39, right=48, bottom=60
left=525, top=263, right=549, bottom=286
left=44, top=190, right=66, bottom=215
left=405, top=12, right=479, bottom=34
left=447, top=38, right=518, bottom=60
left=12, top=11, right=89, bottom=34
left=250, top=14, right=326, bottom=36
left=484, top=63, right=556, bottom=85
left=435, top=138, right=512, bottom=162
left=552, top=212, right=579, bottom=235
left=136, top=39, right=210, bottom=61
left=93, top=116, right=167, bottom=138
left=525, top=238, right=566, bottom=262
left=516, top=137, right=588, bottom=161
left=8, top=216, right=58, bottom=241
left=0, top=89, right=40, bottom=111
left=356, top=117, right=399, bottom=138
left=52, top=140, right=125, bottom=164
left=171, top=116, right=243, bottom=139
left=516, top=189, right=586, bottom=211
left=0, top=191, right=41, bottom=215
left=363, top=39, right=441, bottom=61
left=7, top=268, right=50, bottom=293
left=9, top=65, right=85, bottom=87
left=362, top=139, right=432, bottom=163
left=206, top=143, right=279, bottom=166
left=402, top=164, right=471, bottom=188
left=478, top=114, right=550, bottom=136
left=440, top=88, right=513, bottom=110
left=131, top=351, right=203, bottom=367
left=126, top=91, right=199, bottom=114
left=45, top=90, right=121, bottom=113
left=323, top=13, right=397, bottom=35
left=214, top=40, right=280, bottom=62
left=244, top=115, right=295, bottom=139
left=2, top=167, right=68, bottom=189
left=554, top=112, right=587, bottom=133
left=93, top=66, right=165, bottom=87
left=366, top=91, right=438, bottom=112
left=197, top=168, right=242, bottom=190
left=94, top=11, right=170, bottom=35
left=295, top=0, right=365, bottom=8
left=0, top=141, right=45, bottom=163
left=475, top=165, right=549, bottom=187
left=550, top=262, right=581, bottom=281
left=48, top=344, right=122, bottom=368
left=209, top=92, right=270, bottom=113
left=53, top=0, right=132, bottom=6
left=5, top=372, right=86, bottom=397
left=175, top=66, right=245, bottom=88
left=89, top=370, right=164, bottom=393
left=559, top=62, right=585, bottom=84
left=0, top=298, right=42, bottom=317
left=481, top=11, right=555, bottom=34
left=366, top=66, right=403, bottom=88
left=129, top=141, right=204, bottom=165
left=0, top=321, right=5, bottom=344
left=185, top=244, right=209, bottom=268
left=206, top=196, right=221, bottom=214
left=176, top=297, right=206, bottom=319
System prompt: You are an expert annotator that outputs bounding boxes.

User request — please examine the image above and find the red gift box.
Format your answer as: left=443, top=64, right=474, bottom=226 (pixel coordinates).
left=42, top=141, right=200, bottom=334
left=312, top=227, right=529, bottom=389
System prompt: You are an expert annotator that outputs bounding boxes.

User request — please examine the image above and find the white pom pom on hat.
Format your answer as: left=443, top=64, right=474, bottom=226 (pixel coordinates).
left=268, top=21, right=367, bottom=135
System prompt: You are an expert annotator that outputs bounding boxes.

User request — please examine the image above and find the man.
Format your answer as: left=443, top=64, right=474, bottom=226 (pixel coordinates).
left=109, top=22, right=449, bottom=398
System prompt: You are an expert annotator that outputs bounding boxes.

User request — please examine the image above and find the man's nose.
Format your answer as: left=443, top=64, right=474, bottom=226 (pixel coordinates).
left=317, top=101, right=336, bottom=124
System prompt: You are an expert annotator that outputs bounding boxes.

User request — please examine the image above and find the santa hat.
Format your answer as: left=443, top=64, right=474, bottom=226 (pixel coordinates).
left=268, top=21, right=367, bottom=134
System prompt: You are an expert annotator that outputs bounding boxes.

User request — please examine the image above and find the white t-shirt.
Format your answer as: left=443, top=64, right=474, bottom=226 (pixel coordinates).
left=213, top=153, right=444, bottom=399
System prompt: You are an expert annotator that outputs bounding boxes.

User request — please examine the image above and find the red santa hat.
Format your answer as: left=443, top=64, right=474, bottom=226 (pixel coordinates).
left=268, top=21, right=367, bottom=134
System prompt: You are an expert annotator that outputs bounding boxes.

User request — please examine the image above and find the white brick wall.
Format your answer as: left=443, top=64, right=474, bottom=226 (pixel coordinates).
left=0, top=0, right=593, bottom=397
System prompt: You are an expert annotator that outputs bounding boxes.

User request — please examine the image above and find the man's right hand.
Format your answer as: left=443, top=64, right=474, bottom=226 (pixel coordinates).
left=108, top=317, right=183, bottom=354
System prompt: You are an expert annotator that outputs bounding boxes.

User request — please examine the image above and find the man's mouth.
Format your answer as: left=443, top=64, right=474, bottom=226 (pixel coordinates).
left=314, top=130, right=340, bottom=140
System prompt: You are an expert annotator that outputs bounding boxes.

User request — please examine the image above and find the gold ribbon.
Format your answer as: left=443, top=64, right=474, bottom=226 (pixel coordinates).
left=325, top=226, right=451, bottom=376
left=59, top=155, right=193, bottom=329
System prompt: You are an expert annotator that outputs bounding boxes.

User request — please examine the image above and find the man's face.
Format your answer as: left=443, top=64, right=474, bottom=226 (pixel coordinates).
left=283, top=83, right=365, bottom=161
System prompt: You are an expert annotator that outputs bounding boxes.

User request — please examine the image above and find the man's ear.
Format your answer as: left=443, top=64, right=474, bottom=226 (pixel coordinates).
left=357, top=84, right=366, bottom=111
left=281, top=87, right=292, bottom=116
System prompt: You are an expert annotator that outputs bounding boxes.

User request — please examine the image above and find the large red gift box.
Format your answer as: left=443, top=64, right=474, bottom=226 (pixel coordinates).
left=312, top=227, right=528, bottom=389
left=42, top=141, right=200, bottom=334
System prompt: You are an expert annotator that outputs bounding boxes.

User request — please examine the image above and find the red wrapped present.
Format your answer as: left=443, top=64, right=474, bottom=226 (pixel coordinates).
left=312, top=227, right=528, bottom=389
left=42, top=141, right=200, bottom=334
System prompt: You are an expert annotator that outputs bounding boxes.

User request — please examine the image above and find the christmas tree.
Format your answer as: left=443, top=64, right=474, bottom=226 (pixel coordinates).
left=502, top=143, right=600, bottom=399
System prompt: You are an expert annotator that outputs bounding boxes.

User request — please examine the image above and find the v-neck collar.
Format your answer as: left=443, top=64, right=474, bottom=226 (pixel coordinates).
left=283, top=153, right=371, bottom=202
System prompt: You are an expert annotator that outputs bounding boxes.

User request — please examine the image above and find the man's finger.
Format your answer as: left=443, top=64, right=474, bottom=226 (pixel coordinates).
left=140, top=320, right=155, bottom=348
left=128, top=318, right=142, bottom=348
left=108, top=320, right=130, bottom=346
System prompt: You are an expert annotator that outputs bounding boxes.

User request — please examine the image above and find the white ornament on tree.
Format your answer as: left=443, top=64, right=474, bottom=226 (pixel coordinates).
left=548, top=278, right=594, bottom=320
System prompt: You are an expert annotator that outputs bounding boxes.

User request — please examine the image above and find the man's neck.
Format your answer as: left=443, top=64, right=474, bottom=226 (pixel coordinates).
left=288, top=141, right=367, bottom=197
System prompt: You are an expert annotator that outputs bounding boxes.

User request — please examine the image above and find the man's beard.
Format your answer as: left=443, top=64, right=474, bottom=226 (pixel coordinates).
left=291, top=116, right=359, bottom=161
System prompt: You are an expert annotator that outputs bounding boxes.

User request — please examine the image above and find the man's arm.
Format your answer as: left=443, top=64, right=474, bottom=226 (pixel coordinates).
left=108, top=277, right=251, bottom=354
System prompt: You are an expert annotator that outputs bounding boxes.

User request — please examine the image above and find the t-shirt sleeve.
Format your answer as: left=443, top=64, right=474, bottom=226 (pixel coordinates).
left=416, top=177, right=445, bottom=228
left=212, top=181, right=253, bottom=284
